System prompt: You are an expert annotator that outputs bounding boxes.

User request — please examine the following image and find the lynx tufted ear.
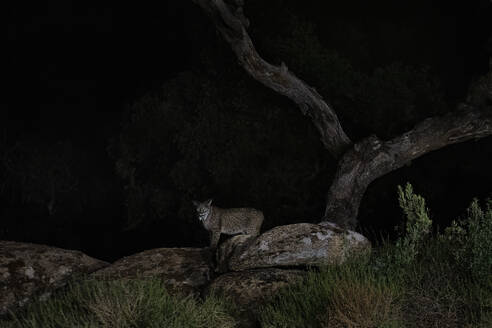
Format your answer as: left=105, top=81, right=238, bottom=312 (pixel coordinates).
left=206, top=199, right=213, bottom=206
left=192, top=200, right=199, bottom=207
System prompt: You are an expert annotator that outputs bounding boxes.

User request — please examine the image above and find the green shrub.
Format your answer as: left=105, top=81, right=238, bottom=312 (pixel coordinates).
left=398, top=196, right=492, bottom=327
left=3, top=278, right=236, bottom=328
left=365, top=183, right=432, bottom=275
left=401, top=239, right=473, bottom=327
left=394, top=183, right=432, bottom=266
left=443, top=198, right=492, bottom=283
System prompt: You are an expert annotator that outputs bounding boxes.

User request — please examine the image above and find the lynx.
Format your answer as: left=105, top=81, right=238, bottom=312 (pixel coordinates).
left=192, top=199, right=264, bottom=248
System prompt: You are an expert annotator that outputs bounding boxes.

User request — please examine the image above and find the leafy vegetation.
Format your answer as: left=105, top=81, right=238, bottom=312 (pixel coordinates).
left=442, top=198, right=492, bottom=283
left=393, top=183, right=432, bottom=266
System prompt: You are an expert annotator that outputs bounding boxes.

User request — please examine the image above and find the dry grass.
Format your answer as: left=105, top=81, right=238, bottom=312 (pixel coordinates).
left=2, top=278, right=237, bottom=328
left=402, top=291, right=460, bottom=328
left=85, top=280, right=144, bottom=327
left=318, top=278, right=401, bottom=328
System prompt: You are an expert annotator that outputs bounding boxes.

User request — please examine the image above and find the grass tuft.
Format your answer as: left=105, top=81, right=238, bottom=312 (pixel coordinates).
left=260, top=257, right=402, bottom=328
left=2, top=278, right=236, bottom=328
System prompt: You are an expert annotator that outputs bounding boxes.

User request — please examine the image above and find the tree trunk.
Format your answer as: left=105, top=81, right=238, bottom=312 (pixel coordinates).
left=194, top=0, right=492, bottom=229
left=324, top=105, right=492, bottom=228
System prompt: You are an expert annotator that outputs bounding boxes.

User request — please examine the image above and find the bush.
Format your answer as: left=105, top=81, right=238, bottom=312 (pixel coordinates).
left=394, top=192, right=492, bottom=327
left=443, top=198, right=492, bottom=283
left=259, top=258, right=402, bottom=328
left=3, top=278, right=236, bottom=328
left=401, top=240, right=475, bottom=328
left=394, top=183, right=432, bottom=266
left=317, top=268, right=402, bottom=328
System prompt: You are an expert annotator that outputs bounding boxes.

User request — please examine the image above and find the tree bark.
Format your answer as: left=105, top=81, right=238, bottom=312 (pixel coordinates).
left=324, top=104, right=492, bottom=228
left=325, top=60, right=492, bottom=228
left=194, top=0, right=492, bottom=229
left=192, top=0, right=352, bottom=158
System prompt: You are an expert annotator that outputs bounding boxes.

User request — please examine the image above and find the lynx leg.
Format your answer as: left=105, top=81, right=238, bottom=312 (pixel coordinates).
left=210, top=231, right=220, bottom=248
left=249, top=216, right=263, bottom=236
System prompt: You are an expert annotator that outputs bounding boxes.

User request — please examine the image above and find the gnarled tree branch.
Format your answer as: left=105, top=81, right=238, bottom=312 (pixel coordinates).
left=192, top=0, right=352, bottom=158
left=324, top=61, right=492, bottom=228
left=324, top=98, right=492, bottom=228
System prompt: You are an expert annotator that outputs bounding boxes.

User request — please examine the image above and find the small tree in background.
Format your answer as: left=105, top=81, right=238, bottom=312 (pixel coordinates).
left=394, top=183, right=432, bottom=266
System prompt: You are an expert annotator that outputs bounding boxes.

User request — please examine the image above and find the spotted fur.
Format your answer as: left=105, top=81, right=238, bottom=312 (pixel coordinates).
left=192, top=199, right=264, bottom=248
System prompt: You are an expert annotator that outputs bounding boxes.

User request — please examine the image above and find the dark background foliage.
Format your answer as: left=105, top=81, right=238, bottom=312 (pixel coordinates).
left=3, top=0, right=492, bottom=261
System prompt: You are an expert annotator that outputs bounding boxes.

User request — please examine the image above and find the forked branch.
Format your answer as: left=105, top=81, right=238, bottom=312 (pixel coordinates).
left=324, top=80, right=492, bottom=228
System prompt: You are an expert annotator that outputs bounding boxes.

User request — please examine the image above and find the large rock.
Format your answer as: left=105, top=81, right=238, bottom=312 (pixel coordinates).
left=93, top=247, right=214, bottom=296
left=0, top=241, right=108, bottom=316
left=216, top=235, right=256, bottom=273
left=206, top=268, right=306, bottom=328
left=223, top=222, right=370, bottom=271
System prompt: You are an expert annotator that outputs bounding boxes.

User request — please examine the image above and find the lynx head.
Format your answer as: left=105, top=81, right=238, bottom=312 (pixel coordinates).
left=192, top=199, right=213, bottom=222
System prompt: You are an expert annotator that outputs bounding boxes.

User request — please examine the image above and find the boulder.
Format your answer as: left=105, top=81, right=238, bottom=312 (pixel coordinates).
left=92, top=247, right=214, bottom=296
left=0, top=240, right=108, bottom=316
left=206, top=268, right=306, bottom=327
left=216, top=235, right=256, bottom=273
left=225, top=222, right=370, bottom=271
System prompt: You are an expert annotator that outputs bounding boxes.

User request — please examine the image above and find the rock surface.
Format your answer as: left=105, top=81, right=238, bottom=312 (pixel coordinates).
left=0, top=241, right=108, bottom=316
left=93, top=247, right=214, bottom=296
left=1, top=221, right=373, bottom=325
left=216, top=235, right=256, bottom=273
left=226, top=223, right=370, bottom=271
left=206, top=268, right=306, bottom=327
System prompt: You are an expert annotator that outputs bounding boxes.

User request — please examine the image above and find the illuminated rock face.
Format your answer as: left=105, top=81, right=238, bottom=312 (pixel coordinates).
left=1, top=222, right=370, bottom=327
left=218, top=222, right=371, bottom=272
left=0, top=241, right=108, bottom=316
